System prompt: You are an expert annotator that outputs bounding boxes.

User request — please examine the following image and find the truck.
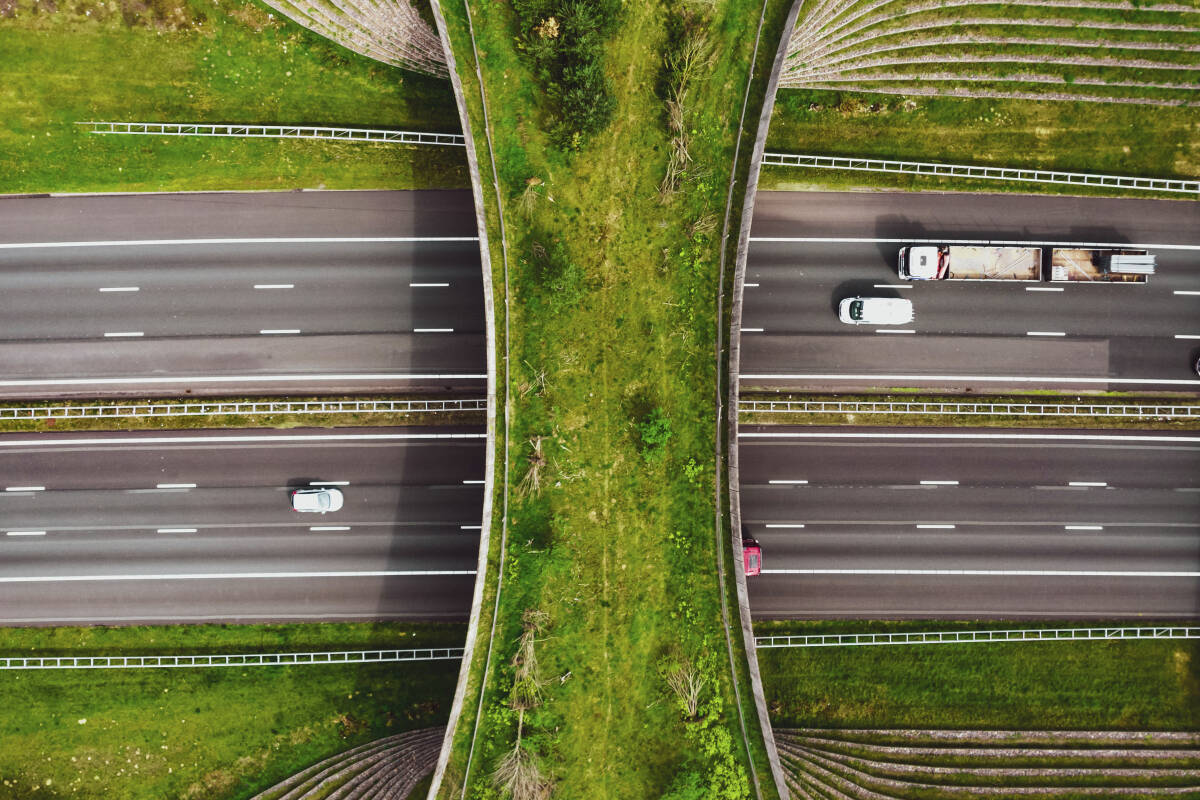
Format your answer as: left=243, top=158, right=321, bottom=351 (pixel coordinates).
left=898, top=245, right=1154, bottom=284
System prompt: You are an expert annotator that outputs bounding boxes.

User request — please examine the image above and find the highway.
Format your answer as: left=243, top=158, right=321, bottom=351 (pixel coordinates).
left=0, top=191, right=485, bottom=398
left=0, top=427, right=483, bottom=624
left=743, top=191, right=1200, bottom=392
left=739, top=426, right=1200, bottom=618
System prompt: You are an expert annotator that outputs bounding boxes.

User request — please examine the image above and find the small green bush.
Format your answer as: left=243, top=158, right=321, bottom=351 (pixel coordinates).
left=636, top=407, right=673, bottom=461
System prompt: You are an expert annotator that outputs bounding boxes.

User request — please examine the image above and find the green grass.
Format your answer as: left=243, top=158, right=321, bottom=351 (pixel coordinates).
left=0, top=395, right=484, bottom=434
left=762, top=90, right=1200, bottom=198
left=433, top=0, right=792, bottom=795
left=0, top=0, right=467, bottom=193
left=755, top=621, right=1200, bottom=730
left=0, top=622, right=466, bottom=799
left=738, top=391, right=1200, bottom=431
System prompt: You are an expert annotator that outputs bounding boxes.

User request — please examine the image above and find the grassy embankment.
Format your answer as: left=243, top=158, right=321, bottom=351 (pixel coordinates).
left=435, top=0, right=789, bottom=795
left=761, top=1, right=1200, bottom=198
left=0, top=396, right=484, bottom=433
left=0, top=0, right=465, bottom=193
left=0, top=622, right=467, bottom=800
left=739, top=392, right=1200, bottom=431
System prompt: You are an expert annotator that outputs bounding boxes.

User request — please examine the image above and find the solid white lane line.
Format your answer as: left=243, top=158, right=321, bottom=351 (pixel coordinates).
left=768, top=480, right=808, bottom=485
left=259, top=329, right=300, bottom=335
left=414, top=328, right=454, bottom=333
left=1065, top=525, right=1104, bottom=531
left=5, top=486, right=45, bottom=492
left=920, top=480, right=958, bottom=486
left=748, top=236, right=1200, bottom=252
left=157, top=528, right=197, bottom=534
left=410, top=282, right=450, bottom=287
left=310, top=526, right=350, bottom=531
left=873, top=284, right=910, bottom=289
left=0, top=570, right=478, bottom=582
left=254, top=284, right=294, bottom=289
left=156, top=483, right=196, bottom=489
left=309, top=481, right=349, bottom=486
left=98, top=287, right=139, bottom=292
left=876, top=329, right=915, bottom=334
left=739, top=373, right=1200, bottom=386
left=1176, top=334, right=1200, bottom=340
left=1173, top=291, right=1200, bottom=296
left=761, top=569, right=1198, bottom=577
left=0, top=237, right=480, bottom=249
left=0, top=432, right=486, bottom=449
left=1068, top=482, right=1107, bottom=487
left=1027, top=331, right=1066, bottom=337
left=1026, top=287, right=1064, bottom=292
left=916, top=524, right=956, bottom=529
left=765, top=524, right=806, bottom=528
left=104, top=331, right=144, bottom=338
left=6, top=531, right=46, bottom=536
left=0, top=373, right=488, bottom=387
left=741, top=328, right=765, bottom=333
left=740, top=431, right=1200, bottom=443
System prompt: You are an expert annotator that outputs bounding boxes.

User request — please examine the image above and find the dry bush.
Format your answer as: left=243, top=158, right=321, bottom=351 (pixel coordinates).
left=516, top=177, right=545, bottom=219
left=492, top=743, right=552, bottom=800
left=666, top=661, right=707, bottom=720
left=516, top=437, right=547, bottom=498
left=687, top=212, right=718, bottom=239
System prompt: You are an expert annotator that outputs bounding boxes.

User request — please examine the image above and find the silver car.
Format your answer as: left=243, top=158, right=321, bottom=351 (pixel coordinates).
left=291, top=487, right=344, bottom=513
left=838, top=297, right=914, bottom=326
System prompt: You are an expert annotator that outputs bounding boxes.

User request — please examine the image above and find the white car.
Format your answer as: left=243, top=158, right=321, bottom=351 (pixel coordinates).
left=291, top=487, right=344, bottom=513
left=838, top=297, right=914, bottom=326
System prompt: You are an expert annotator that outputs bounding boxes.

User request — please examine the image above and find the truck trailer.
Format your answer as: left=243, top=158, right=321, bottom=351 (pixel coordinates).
left=898, top=245, right=1154, bottom=283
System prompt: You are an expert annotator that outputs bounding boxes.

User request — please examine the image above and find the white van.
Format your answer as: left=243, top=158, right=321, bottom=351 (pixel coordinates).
left=838, top=297, right=914, bottom=326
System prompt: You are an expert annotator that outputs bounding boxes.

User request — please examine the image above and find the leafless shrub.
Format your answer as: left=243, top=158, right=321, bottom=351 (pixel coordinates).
left=516, top=437, right=547, bottom=498
left=687, top=212, right=718, bottom=239
left=516, top=176, right=544, bottom=219
left=493, top=742, right=552, bottom=800
left=658, top=18, right=713, bottom=199
left=666, top=661, right=707, bottom=720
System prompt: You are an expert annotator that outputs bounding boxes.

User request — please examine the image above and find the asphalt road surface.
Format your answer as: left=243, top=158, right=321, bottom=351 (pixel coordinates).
left=0, top=427, right=484, bottom=625
left=743, top=191, right=1200, bottom=392
left=0, top=191, right=485, bottom=398
left=739, top=425, right=1200, bottom=618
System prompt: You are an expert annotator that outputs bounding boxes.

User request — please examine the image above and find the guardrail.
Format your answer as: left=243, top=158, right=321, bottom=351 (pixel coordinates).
left=756, top=626, right=1200, bottom=649
left=0, top=398, right=488, bottom=421
left=761, top=152, right=1200, bottom=195
left=739, top=399, right=1200, bottom=420
left=78, top=121, right=466, bottom=147
left=0, top=647, right=465, bottom=669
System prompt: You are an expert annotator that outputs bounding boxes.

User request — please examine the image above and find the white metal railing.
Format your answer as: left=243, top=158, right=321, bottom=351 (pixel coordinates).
left=78, top=121, right=466, bottom=147
left=0, top=398, right=487, bottom=421
left=756, top=626, right=1200, bottom=649
left=738, top=399, right=1200, bottom=420
left=0, top=647, right=465, bottom=669
left=761, top=152, right=1200, bottom=195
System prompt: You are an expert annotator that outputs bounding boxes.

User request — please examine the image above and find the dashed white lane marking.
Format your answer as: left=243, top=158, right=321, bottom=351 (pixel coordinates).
left=762, top=568, right=1198, bottom=577
left=876, top=329, right=915, bottom=334
left=0, top=570, right=478, bottom=582
left=462, top=479, right=485, bottom=485
left=0, top=373, right=488, bottom=387
left=1176, top=334, right=1200, bottom=339
left=156, top=483, right=196, bottom=489
left=157, top=528, right=197, bottom=534
left=309, top=481, right=349, bottom=486
left=873, top=284, right=910, bottom=289
left=254, top=284, right=294, bottom=289
left=1068, top=482, right=1107, bottom=487
left=5, top=486, right=45, bottom=492
left=459, top=525, right=482, bottom=530
left=1065, top=525, right=1104, bottom=531
left=765, top=524, right=806, bottom=528
left=104, top=331, right=144, bottom=338
left=744, top=283, right=760, bottom=288
left=741, top=328, right=765, bottom=333
left=768, top=479, right=808, bottom=485
left=1027, top=331, right=1065, bottom=337
left=310, top=526, right=350, bottom=532
left=920, top=480, right=958, bottom=486
left=740, top=374, right=1200, bottom=386
left=916, top=524, right=956, bottom=529
left=98, top=287, right=139, bottom=292
left=0, top=237, right=480, bottom=249
left=414, top=328, right=454, bottom=333
left=1173, top=291, right=1200, bottom=296
left=1026, top=287, right=1064, bottom=292
left=749, top=236, right=1200, bottom=252
left=410, top=282, right=450, bottom=287
left=259, top=329, right=300, bottom=335
left=6, top=531, right=45, bottom=536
